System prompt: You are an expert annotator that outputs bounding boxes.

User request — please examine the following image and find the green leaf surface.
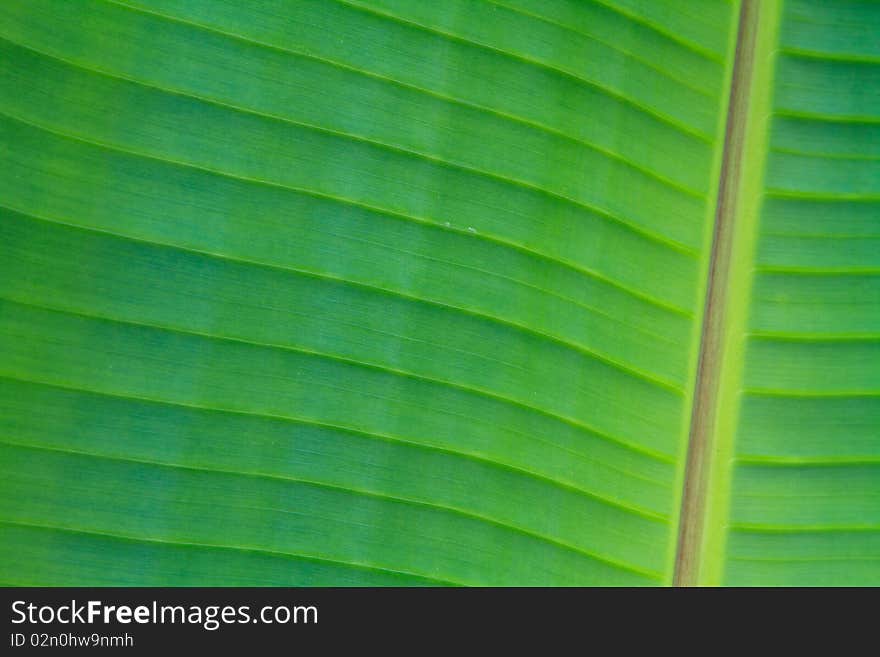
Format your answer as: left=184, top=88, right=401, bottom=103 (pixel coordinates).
left=699, top=0, right=880, bottom=586
left=0, top=0, right=875, bottom=586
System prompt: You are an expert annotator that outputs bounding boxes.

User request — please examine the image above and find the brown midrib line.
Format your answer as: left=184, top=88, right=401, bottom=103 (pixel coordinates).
left=673, top=0, right=759, bottom=587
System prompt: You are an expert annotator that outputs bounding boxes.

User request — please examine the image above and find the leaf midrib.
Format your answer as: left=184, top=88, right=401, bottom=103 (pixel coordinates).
left=674, top=0, right=761, bottom=586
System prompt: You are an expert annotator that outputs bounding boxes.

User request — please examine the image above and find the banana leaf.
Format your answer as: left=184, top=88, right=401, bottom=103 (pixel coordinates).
left=0, top=0, right=876, bottom=586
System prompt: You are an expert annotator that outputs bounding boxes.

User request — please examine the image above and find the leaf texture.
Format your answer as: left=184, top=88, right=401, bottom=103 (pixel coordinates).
left=0, top=0, right=876, bottom=587
left=701, top=0, right=880, bottom=586
left=0, top=0, right=742, bottom=586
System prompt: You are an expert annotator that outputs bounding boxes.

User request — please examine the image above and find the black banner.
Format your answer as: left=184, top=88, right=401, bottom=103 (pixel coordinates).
left=0, top=587, right=855, bottom=652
